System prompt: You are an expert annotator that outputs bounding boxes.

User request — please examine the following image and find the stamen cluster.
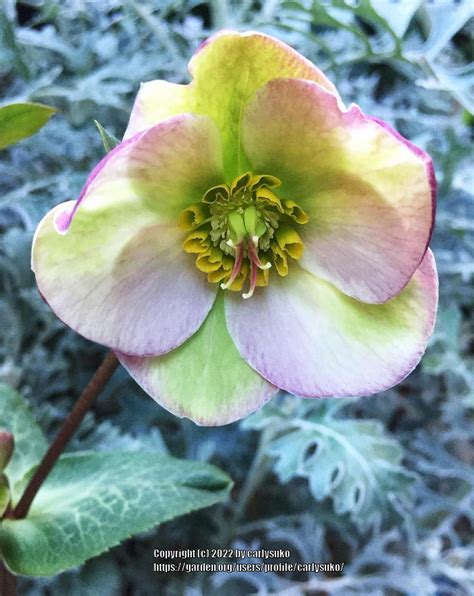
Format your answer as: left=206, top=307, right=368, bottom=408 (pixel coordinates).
left=180, top=172, right=309, bottom=298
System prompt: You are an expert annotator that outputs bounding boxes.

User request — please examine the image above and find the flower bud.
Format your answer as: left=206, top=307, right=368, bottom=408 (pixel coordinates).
left=0, top=430, right=14, bottom=471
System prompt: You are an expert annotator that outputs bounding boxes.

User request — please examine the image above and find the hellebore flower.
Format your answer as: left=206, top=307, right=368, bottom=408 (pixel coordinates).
left=32, top=32, right=438, bottom=425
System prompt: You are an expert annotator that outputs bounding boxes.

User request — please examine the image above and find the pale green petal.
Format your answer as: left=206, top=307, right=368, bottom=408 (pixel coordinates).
left=118, top=293, right=276, bottom=425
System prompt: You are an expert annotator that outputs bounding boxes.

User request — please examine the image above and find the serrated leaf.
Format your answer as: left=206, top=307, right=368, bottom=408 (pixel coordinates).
left=94, top=120, right=120, bottom=153
left=267, top=412, right=416, bottom=528
left=0, top=102, right=57, bottom=149
left=0, top=451, right=232, bottom=576
left=0, top=383, right=47, bottom=495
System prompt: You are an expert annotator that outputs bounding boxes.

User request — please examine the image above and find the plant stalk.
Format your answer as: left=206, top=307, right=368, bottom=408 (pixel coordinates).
left=232, top=426, right=275, bottom=523
left=12, top=351, right=119, bottom=520
left=0, top=561, right=16, bottom=596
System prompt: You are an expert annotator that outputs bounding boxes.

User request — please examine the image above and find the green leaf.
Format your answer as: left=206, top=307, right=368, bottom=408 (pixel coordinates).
left=94, top=120, right=120, bottom=153
left=264, top=401, right=416, bottom=528
left=0, top=102, right=57, bottom=149
left=0, top=452, right=232, bottom=576
left=0, top=384, right=47, bottom=496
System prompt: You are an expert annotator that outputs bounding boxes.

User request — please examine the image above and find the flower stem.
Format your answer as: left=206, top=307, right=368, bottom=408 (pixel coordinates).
left=12, top=351, right=119, bottom=520
left=232, top=426, right=275, bottom=523
left=212, top=426, right=276, bottom=550
left=0, top=561, right=16, bottom=596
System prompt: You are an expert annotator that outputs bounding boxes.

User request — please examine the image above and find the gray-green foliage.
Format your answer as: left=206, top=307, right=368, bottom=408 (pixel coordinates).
left=1, top=452, right=231, bottom=576
left=245, top=399, right=416, bottom=528
left=0, top=0, right=472, bottom=594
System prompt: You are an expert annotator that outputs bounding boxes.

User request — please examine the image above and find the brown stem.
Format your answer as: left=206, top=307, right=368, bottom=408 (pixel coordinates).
left=12, top=352, right=119, bottom=520
left=0, top=560, right=17, bottom=596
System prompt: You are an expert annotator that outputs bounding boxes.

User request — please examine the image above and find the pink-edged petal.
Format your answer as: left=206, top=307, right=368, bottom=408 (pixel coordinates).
left=225, top=250, right=438, bottom=398
left=32, top=115, right=223, bottom=356
left=58, top=114, right=223, bottom=234
left=33, top=213, right=217, bottom=356
left=118, top=294, right=277, bottom=426
left=242, top=78, right=435, bottom=304
left=124, top=31, right=340, bottom=177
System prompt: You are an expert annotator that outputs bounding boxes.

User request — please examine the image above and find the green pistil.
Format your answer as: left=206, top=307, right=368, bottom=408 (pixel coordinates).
left=227, top=210, right=246, bottom=244
left=227, top=205, right=267, bottom=245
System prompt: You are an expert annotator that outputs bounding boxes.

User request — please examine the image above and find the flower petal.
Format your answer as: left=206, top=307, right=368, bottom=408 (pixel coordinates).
left=32, top=115, right=223, bottom=356
left=124, top=80, right=190, bottom=140
left=125, top=31, right=339, bottom=177
left=242, top=78, right=435, bottom=303
left=225, top=250, right=438, bottom=397
left=118, top=294, right=277, bottom=426
left=33, top=210, right=217, bottom=356
left=60, top=114, right=223, bottom=234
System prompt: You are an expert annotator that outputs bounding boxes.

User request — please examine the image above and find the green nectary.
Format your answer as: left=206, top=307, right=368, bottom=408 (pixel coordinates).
left=180, top=172, right=309, bottom=298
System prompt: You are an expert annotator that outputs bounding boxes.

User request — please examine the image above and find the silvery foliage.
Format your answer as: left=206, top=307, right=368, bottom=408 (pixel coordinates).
left=0, top=0, right=472, bottom=594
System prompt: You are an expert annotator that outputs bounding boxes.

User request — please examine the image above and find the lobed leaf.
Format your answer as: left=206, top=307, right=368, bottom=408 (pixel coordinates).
left=264, top=401, right=416, bottom=528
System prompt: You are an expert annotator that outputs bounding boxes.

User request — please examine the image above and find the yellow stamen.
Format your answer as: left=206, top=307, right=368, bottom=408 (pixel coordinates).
left=202, top=184, right=230, bottom=204
left=230, top=171, right=252, bottom=194
left=249, top=174, right=281, bottom=190
left=196, top=247, right=223, bottom=273
left=178, top=203, right=207, bottom=231
left=256, top=187, right=284, bottom=212
left=276, top=225, right=304, bottom=260
left=179, top=172, right=309, bottom=297
left=182, top=228, right=210, bottom=254
left=271, top=243, right=289, bottom=276
left=283, top=199, right=309, bottom=224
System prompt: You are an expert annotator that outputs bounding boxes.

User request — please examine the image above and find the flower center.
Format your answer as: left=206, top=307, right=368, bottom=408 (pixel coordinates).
left=180, top=172, right=309, bottom=299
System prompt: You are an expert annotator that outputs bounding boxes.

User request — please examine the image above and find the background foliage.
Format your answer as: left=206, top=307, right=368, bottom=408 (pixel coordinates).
left=0, top=0, right=472, bottom=593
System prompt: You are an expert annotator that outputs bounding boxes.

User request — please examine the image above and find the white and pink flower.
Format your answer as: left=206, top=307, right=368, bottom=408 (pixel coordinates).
left=32, top=31, right=438, bottom=425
